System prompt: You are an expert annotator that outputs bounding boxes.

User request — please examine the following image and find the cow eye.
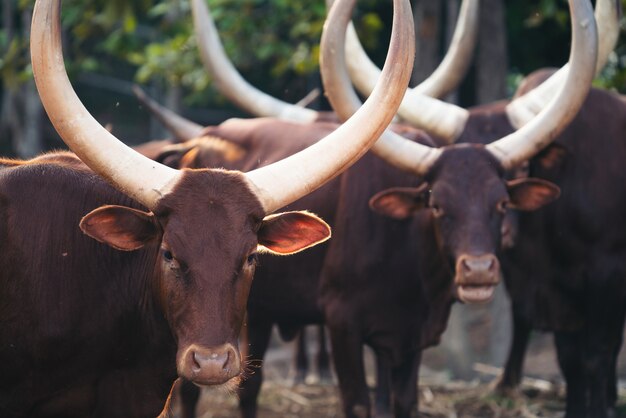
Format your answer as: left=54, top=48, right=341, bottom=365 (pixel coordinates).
left=246, top=252, right=258, bottom=265
left=497, top=199, right=509, bottom=214
left=162, top=249, right=174, bottom=261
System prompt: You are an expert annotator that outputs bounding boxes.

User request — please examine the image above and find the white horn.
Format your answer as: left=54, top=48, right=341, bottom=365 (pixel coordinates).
left=322, top=0, right=442, bottom=175
left=506, top=0, right=618, bottom=129
left=246, top=0, right=415, bottom=214
left=31, top=0, right=181, bottom=209
left=413, top=0, right=480, bottom=98
left=338, top=0, right=479, bottom=99
left=191, top=0, right=318, bottom=123
left=487, top=0, right=597, bottom=170
left=333, top=0, right=474, bottom=143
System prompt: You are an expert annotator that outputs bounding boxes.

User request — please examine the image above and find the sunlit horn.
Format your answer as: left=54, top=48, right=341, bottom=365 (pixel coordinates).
left=506, top=0, right=619, bottom=128
left=323, top=0, right=442, bottom=175
left=487, top=0, right=597, bottom=170
left=191, top=0, right=318, bottom=123
left=32, top=0, right=181, bottom=209
left=331, top=0, right=475, bottom=143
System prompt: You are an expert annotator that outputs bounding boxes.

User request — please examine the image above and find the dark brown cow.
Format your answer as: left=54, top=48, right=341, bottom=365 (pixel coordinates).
left=316, top=0, right=597, bottom=416
left=343, top=1, right=624, bottom=416
left=0, top=0, right=414, bottom=416
left=480, top=69, right=626, bottom=418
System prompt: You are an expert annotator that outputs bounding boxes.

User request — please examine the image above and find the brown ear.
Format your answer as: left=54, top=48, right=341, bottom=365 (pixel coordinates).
left=258, top=211, right=331, bottom=255
left=507, top=178, right=561, bottom=211
left=80, top=205, right=160, bottom=251
left=368, top=184, right=429, bottom=220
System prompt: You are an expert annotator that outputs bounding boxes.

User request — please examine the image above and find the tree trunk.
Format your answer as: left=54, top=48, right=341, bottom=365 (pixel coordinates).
left=443, top=0, right=460, bottom=103
left=475, top=0, right=508, bottom=103
left=1, top=6, right=44, bottom=158
left=411, top=0, right=442, bottom=86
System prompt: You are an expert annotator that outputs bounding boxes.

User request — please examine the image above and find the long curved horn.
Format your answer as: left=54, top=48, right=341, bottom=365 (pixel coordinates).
left=334, top=0, right=474, bottom=143
left=191, top=0, right=318, bottom=123
left=322, top=0, right=442, bottom=175
left=246, top=0, right=415, bottom=214
left=133, top=86, right=205, bottom=141
left=341, top=0, right=479, bottom=99
left=413, top=0, right=480, bottom=98
left=31, top=0, right=181, bottom=210
left=487, top=0, right=597, bottom=170
left=505, top=0, right=619, bottom=128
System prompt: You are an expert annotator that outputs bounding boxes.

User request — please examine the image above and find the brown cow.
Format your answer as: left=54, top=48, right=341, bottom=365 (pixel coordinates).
left=0, top=0, right=414, bottom=416
left=486, top=68, right=626, bottom=418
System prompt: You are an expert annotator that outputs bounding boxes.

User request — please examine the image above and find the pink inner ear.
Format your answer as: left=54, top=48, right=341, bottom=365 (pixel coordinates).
left=258, top=212, right=331, bottom=255
left=80, top=205, right=158, bottom=251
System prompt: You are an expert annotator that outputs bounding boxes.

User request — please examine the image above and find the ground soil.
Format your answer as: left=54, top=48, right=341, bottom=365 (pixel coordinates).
left=169, top=327, right=626, bottom=418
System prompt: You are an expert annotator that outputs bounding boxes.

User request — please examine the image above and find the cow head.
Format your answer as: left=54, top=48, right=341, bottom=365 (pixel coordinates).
left=370, top=146, right=559, bottom=303
left=79, top=170, right=329, bottom=385
left=322, top=0, right=596, bottom=303
left=32, top=0, right=413, bottom=386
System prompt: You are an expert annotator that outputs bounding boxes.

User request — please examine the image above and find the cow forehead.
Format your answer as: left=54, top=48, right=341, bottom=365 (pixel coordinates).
left=429, top=147, right=507, bottom=202
left=153, top=169, right=264, bottom=249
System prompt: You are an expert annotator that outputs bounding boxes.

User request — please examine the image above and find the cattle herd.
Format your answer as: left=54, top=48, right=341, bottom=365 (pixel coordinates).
left=0, top=0, right=623, bottom=417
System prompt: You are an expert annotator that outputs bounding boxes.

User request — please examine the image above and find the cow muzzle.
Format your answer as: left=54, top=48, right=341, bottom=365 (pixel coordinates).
left=454, top=254, right=501, bottom=304
left=178, top=343, right=241, bottom=386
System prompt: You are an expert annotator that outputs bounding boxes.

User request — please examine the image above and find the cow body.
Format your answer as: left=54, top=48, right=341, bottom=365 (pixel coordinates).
left=0, top=154, right=177, bottom=417
left=318, top=151, right=455, bottom=418
left=496, top=83, right=626, bottom=417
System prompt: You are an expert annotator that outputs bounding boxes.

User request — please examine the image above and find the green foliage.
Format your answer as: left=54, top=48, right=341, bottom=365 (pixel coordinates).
left=507, top=0, right=626, bottom=93
left=0, top=0, right=387, bottom=105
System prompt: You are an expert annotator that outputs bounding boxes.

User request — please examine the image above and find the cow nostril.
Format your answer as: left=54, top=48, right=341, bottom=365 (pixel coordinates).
left=461, top=258, right=471, bottom=272
left=192, top=351, right=202, bottom=372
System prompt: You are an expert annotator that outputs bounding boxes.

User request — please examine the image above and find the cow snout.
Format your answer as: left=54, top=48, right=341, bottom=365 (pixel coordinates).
left=179, top=343, right=241, bottom=386
left=455, top=254, right=500, bottom=304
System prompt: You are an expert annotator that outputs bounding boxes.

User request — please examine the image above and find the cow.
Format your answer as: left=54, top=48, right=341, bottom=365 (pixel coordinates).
left=343, top=0, right=626, bottom=416
left=480, top=68, right=626, bottom=417
left=139, top=1, right=597, bottom=417
left=0, top=0, right=414, bottom=416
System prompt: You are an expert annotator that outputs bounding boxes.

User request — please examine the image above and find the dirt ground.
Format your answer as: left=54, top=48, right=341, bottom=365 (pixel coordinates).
left=169, top=326, right=626, bottom=418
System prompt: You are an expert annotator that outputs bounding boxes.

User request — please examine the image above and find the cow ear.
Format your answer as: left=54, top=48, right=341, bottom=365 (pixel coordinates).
left=80, top=205, right=160, bottom=251
left=258, top=211, right=331, bottom=255
left=369, top=184, right=429, bottom=220
left=507, top=178, right=561, bottom=211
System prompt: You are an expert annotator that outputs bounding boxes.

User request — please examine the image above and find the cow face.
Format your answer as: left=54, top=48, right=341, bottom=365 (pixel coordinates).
left=79, top=169, right=330, bottom=387
left=370, top=146, right=559, bottom=303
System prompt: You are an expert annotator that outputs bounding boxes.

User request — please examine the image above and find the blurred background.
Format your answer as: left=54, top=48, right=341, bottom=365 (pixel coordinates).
left=2, top=0, right=626, bottom=416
